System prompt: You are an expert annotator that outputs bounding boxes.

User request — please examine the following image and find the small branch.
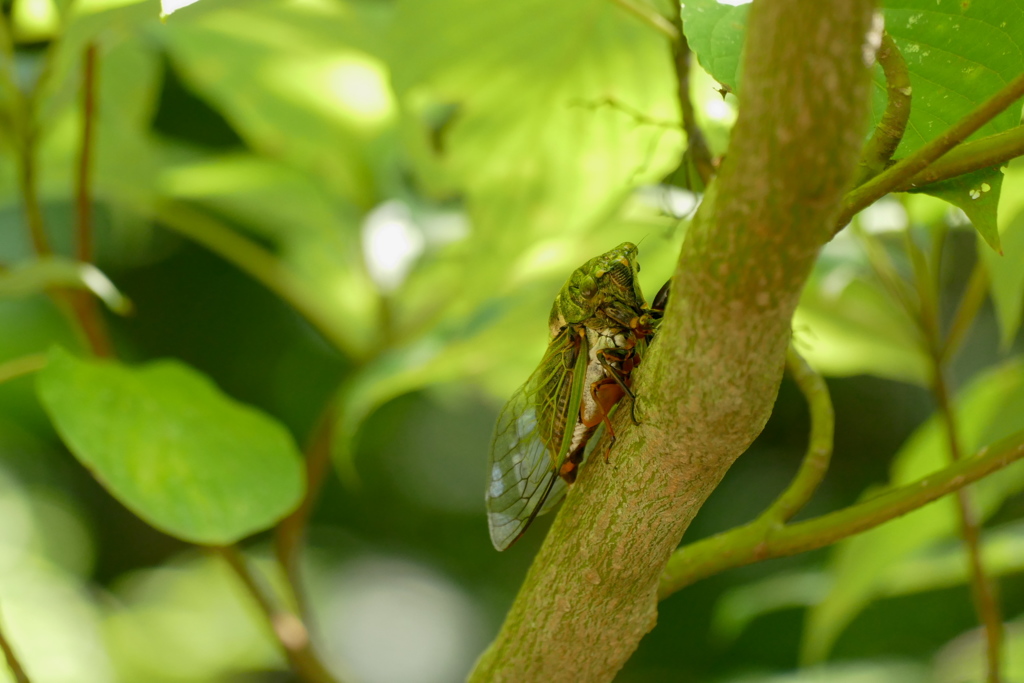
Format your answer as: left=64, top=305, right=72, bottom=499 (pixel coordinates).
left=0, top=353, right=47, bottom=385
left=669, top=5, right=714, bottom=186
left=855, top=32, right=910, bottom=185
left=0, top=606, right=31, bottom=683
left=659, top=431, right=1024, bottom=599
left=837, top=73, right=1024, bottom=231
left=895, top=126, right=1024, bottom=191
left=762, top=345, right=834, bottom=523
left=214, top=546, right=342, bottom=683
left=275, top=396, right=338, bottom=621
left=154, top=201, right=359, bottom=360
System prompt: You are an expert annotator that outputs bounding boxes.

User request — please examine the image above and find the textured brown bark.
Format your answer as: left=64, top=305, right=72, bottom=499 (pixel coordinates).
left=469, top=1, right=876, bottom=680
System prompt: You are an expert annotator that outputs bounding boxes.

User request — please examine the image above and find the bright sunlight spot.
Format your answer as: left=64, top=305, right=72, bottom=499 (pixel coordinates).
left=321, top=558, right=486, bottom=683
left=265, top=54, right=396, bottom=129
left=362, top=201, right=425, bottom=292
left=11, top=0, right=59, bottom=41
left=859, top=197, right=908, bottom=233
left=160, top=0, right=201, bottom=17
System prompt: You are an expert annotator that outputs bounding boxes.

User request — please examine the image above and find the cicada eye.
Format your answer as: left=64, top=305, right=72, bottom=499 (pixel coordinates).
left=580, top=275, right=598, bottom=298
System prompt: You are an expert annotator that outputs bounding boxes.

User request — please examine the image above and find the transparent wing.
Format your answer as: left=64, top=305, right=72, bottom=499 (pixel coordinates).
left=486, top=329, right=581, bottom=551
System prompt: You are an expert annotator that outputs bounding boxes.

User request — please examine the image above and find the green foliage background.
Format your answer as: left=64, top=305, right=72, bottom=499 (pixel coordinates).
left=0, top=0, right=1023, bottom=681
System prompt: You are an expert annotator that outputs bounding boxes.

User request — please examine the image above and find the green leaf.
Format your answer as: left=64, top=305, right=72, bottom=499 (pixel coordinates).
left=679, top=0, right=748, bottom=92
left=879, top=1, right=1024, bottom=157
left=803, top=360, right=1024, bottom=663
left=36, top=347, right=304, bottom=545
left=981, top=161, right=1024, bottom=348
left=391, top=0, right=683, bottom=242
left=0, top=256, right=132, bottom=314
left=912, top=166, right=1004, bottom=252
left=794, top=237, right=929, bottom=385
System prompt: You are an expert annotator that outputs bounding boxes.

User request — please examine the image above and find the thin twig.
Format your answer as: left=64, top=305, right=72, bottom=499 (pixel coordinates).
left=837, top=73, right=1024, bottom=231
left=934, top=366, right=1005, bottom=683
left=855, top=32, right=911, bottom=185
left=214, top=546, right=342, bottom=683
left=275, top=396, right=338, bottom=621
left=659, top=431, right=1024, bottom=599
left=669, top=4, right=714, bottom=187
left=0, top=606, right=30, bottom=683
left=763, top=345, right=834, bottom=523
left=70, top=42, right=113, bottom=357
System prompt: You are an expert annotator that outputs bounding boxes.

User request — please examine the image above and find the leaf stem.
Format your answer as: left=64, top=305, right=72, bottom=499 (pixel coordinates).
left=659, top=430, right=1024, bottom=599
left=837, top=73, right=1024, bottom=230
left=214, top=546, right=342, bottom=683
left=609, top=0, right=679, bottom=41
left=762, top=345, right=834, bottom=523
left=855, top=31, right=910, bottom=185
left=0, top=606, right=30, bottom=683
left=942, top=260, right=988, bottom=362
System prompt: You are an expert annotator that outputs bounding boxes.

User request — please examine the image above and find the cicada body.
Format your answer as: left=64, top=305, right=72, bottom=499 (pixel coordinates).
left=486, top=242, right=660, bottom=551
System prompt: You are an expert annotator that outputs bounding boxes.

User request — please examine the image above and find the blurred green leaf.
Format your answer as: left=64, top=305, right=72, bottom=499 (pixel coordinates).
left=157, top=0, right=391, bottom=205
left=36, top=347, right=304, bottom=545
left=981, top=162, right=1024, bottom=348
left=721, top=660, right=928, bottom=683
left=391, top=0, right=683, bottom=245
left=0, top=256, right=131, bottom=313
left=803, top=359, right=1024, bottom=663
left=794, top=235, right=929, bottom=385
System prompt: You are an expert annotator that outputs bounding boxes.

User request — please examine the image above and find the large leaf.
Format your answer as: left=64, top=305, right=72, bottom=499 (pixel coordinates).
left=390, top=0, right=683, bottom=247
left=36, top=347, right=304, bottom=545
left=803, top=360, right=1024, bottom=663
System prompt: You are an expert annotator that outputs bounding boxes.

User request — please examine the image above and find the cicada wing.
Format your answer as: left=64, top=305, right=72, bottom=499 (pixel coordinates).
left=486, top=327, right=585, bottom=551
left=486, top=393, right=561, bottom=551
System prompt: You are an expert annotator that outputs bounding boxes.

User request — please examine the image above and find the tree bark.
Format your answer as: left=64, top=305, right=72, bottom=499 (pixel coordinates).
left=469, top=1, right=877, bottom=680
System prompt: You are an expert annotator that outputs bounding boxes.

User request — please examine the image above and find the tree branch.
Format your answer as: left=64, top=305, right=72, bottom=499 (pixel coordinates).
left=837, top=73, right=1024, bottom=230
left=659, top=431, right=1024, bottom=598
left=469, top=2, right=876, bottom=680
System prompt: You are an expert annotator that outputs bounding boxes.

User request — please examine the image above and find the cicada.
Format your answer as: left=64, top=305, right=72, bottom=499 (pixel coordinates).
left=485, top=242, right=662, bottom=551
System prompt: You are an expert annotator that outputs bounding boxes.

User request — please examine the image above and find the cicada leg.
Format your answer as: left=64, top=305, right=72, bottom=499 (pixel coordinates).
left=597, top=348, right=642, bottom=425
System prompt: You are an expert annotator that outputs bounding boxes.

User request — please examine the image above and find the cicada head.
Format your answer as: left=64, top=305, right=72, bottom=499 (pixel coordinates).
left=548, top=242, right=645, bottom=336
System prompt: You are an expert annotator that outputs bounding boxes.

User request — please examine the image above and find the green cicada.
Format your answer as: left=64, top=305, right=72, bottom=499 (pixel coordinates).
left=486, top=242, right=662, bottom=551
